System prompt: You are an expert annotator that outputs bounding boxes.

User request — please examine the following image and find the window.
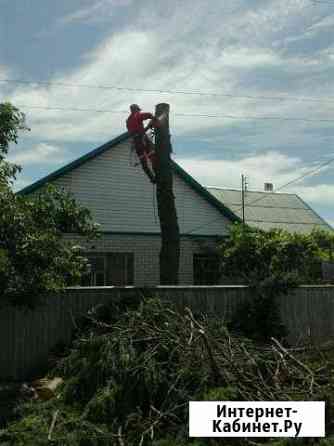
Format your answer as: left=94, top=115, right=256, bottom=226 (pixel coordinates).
left=193, top=254, right=220, bottom=285
left=81, top=253, right=134, bottom=286
left=81, top=255, right=106, bottom=286
left=106, top=253, right=134, bottom=286
left=322, top=261, right=334, bottom=283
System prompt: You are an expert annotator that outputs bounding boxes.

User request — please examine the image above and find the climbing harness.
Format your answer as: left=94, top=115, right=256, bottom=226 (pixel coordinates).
left=132, top=128, right=157, bottom=172
left=127, top=115, right=158, bottom=183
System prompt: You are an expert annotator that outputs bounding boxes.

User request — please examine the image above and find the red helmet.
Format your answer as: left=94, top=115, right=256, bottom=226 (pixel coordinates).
left=130, top=104, right=141, bottom=112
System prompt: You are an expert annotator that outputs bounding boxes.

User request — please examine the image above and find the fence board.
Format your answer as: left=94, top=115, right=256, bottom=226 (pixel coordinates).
left=0, top=285, right=334, bottom=380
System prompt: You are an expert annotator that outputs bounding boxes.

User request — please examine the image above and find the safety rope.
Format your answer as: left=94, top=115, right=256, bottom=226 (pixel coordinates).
left=128, top=126, right=158, bottom=224
left=152, top=183, right=158, bottom=225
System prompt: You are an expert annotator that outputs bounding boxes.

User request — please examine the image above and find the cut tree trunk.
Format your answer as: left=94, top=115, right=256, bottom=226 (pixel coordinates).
left=154, top=103, right=180, bottom=285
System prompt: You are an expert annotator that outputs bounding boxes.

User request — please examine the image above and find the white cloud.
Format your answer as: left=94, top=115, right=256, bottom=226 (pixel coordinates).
left=176, top=151, right=334, bottom=216
left=176, top=151, right=308, bottom=190
left=3, top=0, right=331, bottom=146
left=326, top=219, right=334, bottom=229
left=308, top=14, right=334, bottom=33
left=61, top=0, right=133, bottom=25
left=218, top=47, right=281, bottom=69
left=12, top=177, right=31, bottom=192
left=6, top=38, right=316, bottom=143
left=0, top=65, right=10, bottom=77
left=1, top=0, right=333, bottom=223
left=8, top=143, right=67, bottom=166
left=295, top=184, right=334, bottom=208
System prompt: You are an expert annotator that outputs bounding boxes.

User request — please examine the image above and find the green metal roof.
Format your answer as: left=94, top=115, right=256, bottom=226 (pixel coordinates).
left=207, top=187, right=333, bottom=234
left=18, top=133, right=240, bottom=224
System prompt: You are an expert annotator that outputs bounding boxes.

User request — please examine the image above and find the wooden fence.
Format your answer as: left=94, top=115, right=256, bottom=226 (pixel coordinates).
left=1, top=285, right=334, bottom=380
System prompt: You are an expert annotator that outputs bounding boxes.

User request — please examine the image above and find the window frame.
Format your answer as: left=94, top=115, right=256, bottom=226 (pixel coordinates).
left=81, top=252, right=134, bottom=286
left=193, top=253, right=221, bottom=285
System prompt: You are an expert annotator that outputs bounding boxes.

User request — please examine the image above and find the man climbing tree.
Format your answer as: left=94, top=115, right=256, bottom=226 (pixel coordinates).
left=126, top=102, right=180, bottom=284
left=126, top=104, right=157, bottom=183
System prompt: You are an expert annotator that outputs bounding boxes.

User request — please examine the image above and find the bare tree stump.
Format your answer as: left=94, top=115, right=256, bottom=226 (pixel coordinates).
left=154, top=103, right=180, bottom=285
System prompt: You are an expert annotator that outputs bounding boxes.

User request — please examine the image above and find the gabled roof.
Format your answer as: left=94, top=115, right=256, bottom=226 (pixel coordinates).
left=207, top=187, right=333, bottom=233
left=19, top=133, right=130, bottom=195
left=18, top=133, right=240, bottom=224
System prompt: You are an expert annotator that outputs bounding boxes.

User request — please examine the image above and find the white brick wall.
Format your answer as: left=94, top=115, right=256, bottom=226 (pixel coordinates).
left=66, top=233, right=218, bottom=285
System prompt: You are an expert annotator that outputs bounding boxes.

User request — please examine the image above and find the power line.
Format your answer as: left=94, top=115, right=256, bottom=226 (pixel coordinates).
left=274, top=158, right=334, bottom=192
left=232, top=157, right=334, bottom=213
left=175, top=112, right=333, bottom=123
left=14, top=104, right=334, bottom=124
left=1, top=78, right=334, bottom=104
left=185, top=156, right=334, bottom=235
left=310, top=0, right=334, bottom=5
left=15, top=104, right=129, bottom=114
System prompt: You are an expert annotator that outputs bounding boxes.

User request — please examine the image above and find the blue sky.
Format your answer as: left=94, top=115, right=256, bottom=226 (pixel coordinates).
left=1, top=0, right=334, bottom=227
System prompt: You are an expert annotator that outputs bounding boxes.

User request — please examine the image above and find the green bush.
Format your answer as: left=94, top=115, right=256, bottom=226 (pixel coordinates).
left=220, top=224, right=331, bottom=285
left=0, top=103, right=99, bottom=308
left=220, top=224, right=334, bottom=341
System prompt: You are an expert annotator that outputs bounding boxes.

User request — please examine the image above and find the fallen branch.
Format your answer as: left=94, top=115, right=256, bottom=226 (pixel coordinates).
left=48, top=410, right=59, bottom=441
left=271, top=337, right=314, bottom=377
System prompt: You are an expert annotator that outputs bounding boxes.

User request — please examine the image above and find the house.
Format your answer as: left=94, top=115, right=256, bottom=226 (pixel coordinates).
left=207, top=187, right=332, bottom=234
left=19, top=133, right=239, bottom=286
left=19, top=132, right=332, bottom=285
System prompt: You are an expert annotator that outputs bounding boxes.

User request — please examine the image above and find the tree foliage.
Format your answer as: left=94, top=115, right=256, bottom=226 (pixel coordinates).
left=220, top=223, right=333, bottom=285
left=0, top=102, right=29, bottom=188
left=0, top=103, right=99, bottom=308
left=0, top=186, right=99, bottom=308
left=0, top=102, right=27, bottom=154
left=220, top=224, right=334, bottom=341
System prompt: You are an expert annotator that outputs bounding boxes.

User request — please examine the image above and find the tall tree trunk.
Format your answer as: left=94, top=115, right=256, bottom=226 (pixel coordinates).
left=154, top=103, right=180, bottom=284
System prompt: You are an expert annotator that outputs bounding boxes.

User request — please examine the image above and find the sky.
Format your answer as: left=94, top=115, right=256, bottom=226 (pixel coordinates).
left=1, top=0, right=334, bottom=227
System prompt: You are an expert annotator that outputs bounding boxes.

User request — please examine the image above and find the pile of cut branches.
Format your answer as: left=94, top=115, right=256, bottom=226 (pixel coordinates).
left=1, top=298, right=334, bottom=445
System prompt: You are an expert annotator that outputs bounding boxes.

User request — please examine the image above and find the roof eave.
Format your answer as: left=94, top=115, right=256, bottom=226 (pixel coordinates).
left=295, top=194, right=334, bottom=232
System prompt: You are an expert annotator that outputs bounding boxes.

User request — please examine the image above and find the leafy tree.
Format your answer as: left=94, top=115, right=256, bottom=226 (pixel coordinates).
left=220, top=223, right=334, bottom=341
left=220, top=223, right=332, bottom=284
left=0, top=103, right=99, bottom=308
left=312, top=229, right=334, bottom=262
left=0, top=102, right=28, bottom=188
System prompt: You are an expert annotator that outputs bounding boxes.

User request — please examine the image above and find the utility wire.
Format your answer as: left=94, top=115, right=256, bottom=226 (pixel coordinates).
left=185, top=156, right=334, bottom=235
left=272, top=158, right=334, bottom=192
left=15, top=104, right=129, bottom=114
left=232, top=157, right=334, bottom=213
left=175, top=112, right=333, bottom=123
left=1, top=78, right=334, bottom=103
left=14, top=104, right=334, bottom=124
left=310, top=0, right=334, bottom=5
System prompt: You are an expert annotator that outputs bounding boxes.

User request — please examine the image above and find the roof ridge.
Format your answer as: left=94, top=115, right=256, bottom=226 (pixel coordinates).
left=206, top=186, right=298, bottom=196
left=17, top=132, right=240, bottom=224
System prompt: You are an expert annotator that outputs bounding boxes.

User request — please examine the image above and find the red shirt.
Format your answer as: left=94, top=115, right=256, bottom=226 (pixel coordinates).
left=126, top=111, right=153, bottom=135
